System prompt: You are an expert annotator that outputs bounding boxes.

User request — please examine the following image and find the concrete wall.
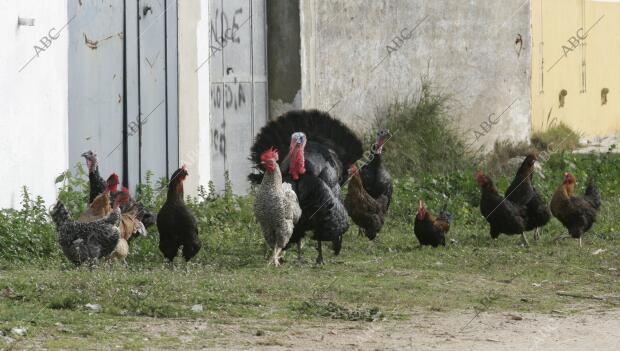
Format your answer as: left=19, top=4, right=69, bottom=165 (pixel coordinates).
left=0, top=0, right=69, bottom=208
left=300, top=0, right=532, bottom=151
left=268, top=0, right=302, bottom=117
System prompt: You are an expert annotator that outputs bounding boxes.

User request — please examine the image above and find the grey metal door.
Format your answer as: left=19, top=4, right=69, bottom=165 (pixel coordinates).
left=68, top=0, right=178, bottom=190
left=128, top=0, right=179, bottom=185
left=209, top=0, right=268, bottom=194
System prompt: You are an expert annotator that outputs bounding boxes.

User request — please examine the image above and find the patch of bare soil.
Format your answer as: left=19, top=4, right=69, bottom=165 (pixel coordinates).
left=136, top=309, right=620, bottom=350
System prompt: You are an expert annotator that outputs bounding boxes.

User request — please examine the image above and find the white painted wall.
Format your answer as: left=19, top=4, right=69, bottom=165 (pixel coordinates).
left=196, top=0, right=212, bottom=190
left=173, top=0, right=212, bottom=195
left=0, top=0, right=69, bottom=208
left=177, top=0, right=204, bottom=196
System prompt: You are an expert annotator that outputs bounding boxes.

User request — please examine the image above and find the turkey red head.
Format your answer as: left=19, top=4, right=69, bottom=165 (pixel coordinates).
left=81, top=150, right=98, bottom=173
left=373, top=129, right=391, bottom=154
left=260, top=148, right=279, bottom=174
left=288, top=132, right=307, bottom=180
left=417, top=200, right=426, bottom=220
left=107, top=173, right=120, bottom=193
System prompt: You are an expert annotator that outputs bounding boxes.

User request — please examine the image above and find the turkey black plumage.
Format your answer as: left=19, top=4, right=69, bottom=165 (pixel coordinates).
left=249, top=110, right=363, bottom=264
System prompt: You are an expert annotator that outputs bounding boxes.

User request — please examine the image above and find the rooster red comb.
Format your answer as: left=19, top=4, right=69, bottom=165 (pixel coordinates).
left=475, top=171, right=489, bottom=185
left=107, top=173, right=119, bottom=184
left=260, top=148, right=279, bottom=162
left=122, top=186, right=129, bottom=193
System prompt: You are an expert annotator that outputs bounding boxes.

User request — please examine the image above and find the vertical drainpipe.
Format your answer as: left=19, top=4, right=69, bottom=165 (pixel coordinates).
left=137, top=0, right=143, bottom=183
left=175, top=0, right=180, bottom=171
left=164, top=0, right=170, bottom=177
left=123, top=0, right=129, bottom=188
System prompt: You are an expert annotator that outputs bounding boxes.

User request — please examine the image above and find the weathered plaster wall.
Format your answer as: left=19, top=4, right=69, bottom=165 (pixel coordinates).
left=300, top=0, right=532, bottom=151
left=0, top=0, right=69, bottom=208
left=268, top=0, right=302, bottom=118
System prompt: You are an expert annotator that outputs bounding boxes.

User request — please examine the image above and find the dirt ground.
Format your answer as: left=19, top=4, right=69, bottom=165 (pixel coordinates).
left=126, top=309, right=620, bottom=350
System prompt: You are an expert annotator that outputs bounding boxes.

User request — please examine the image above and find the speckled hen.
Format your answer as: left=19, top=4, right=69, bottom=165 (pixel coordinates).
left=51, top=198, right=122, bottom=266
left=253, top=148, right=302, bottom=266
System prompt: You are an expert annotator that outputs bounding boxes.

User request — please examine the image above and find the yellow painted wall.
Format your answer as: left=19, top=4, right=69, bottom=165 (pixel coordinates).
left=532, top=0, right=620, bottom=136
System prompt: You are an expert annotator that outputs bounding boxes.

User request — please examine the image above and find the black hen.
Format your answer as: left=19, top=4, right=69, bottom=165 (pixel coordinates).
left=81, top=150, right=107, bottom=204
left=505, top=153, right=551, bottom=240
left=550, top=172, right=601, bottom=246
left=414, top=201, right=452, bottom=247
left=157, top=166, right=201, bottom=262
left=51, top=201, right=121, bottom=266
left=476, top=172, right=529, bottom=245
left=360, top=129, right=393, bottom=212
left=249, top=110, right=363, bottom=264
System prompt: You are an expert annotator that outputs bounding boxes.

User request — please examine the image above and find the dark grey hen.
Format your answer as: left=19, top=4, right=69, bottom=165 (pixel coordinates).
left=51, top=202, right=121, bottom=266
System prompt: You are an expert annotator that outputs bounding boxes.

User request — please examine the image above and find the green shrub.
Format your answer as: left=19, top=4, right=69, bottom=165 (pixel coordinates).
left=0, top=187, right=58, bottom=262
left=531, top=122, right=581, bottom=152
left=55, top=163, right=90, bottom=218
left=1, top=151, right=619, bottom=266
left=371, top=78, right=473, bottom=177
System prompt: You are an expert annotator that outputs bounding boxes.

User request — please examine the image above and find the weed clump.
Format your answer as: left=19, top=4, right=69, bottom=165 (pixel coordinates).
left=531, top=122, right=581, bottom=152
left=0, top=187, right=58, bottom=263
left=372, top=79, right=471, bottom=177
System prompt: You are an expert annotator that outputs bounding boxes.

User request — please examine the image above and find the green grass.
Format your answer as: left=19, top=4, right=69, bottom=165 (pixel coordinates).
left=1, top=88, right=619, bottom=349
left=1, top=231, right=620, bottom=349
left=1, top=152, right=620, bottom=349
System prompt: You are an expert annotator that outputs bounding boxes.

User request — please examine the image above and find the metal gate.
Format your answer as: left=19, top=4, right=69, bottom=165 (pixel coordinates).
left=68, top=0, right=178, bottom=191
left=209, top=0, right=268, bottom=193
